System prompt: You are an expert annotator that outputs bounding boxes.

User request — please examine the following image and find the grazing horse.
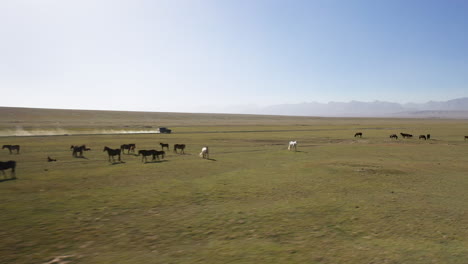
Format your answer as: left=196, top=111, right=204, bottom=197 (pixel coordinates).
left=400, top=133, right=413, bottom=139
left=103, top=147, right=121, bottom=162
left=120, top=144, right=136, bottom=154
left=419, top=135, right=427, bottom=140
left=174, top=144, right=186, bottom=154
left=354, top=132, right=363, bottom=138
left=138, top=150, right=156, bottom=162
left=2, top=145, right=20, bottom=154
left=199, top=146, right=209, bottom=159
left=389, top=134, right=398, bottom=140
left=70, top=145, right=87, bottom=157
left=47, top=156, right=57, bottom=162
left=160, top=143, right=169, bottom=150
left=288, top=141, right=297, bottom=151
left=0, top=160, right=16, bottom=179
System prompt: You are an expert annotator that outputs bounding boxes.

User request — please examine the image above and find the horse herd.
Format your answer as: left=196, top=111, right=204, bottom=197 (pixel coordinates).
left=355, top=132, right=434, bottom=140
left=1, top=132, right=468, bottom=179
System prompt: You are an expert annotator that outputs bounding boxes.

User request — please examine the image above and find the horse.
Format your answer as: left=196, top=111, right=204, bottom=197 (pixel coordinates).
left=174, top=144, right=186, bottom=154
left=138, top=149, right=157, bottom=163
left=419, top=135, right=427, bottom=140
left=427, top=134, right=431, bottom=140
left=2, top=145, right=20, bottom=154
left=121, top=144, right=136, bottom=154
left=288, top=141, right=297, bottom=151
left=47, top=156, right=57, bottom=162
left=103, top=147, right=121, bottom=162
left=465, top=136, right=468, bottom=141
left=199, top=146, right=209, bottom=159
left=154, top=150, right=165, bottom=160
left=0, top=160, right=16, bottom=179
left=354, top=132, right=362, bottom=138
left=70, top=145, right=87, bottom=157
left=389, top=134, right=398, bottom=140
left=160, top=143, right=169, bottom=150
left=400, top=133, right=413, bottom=139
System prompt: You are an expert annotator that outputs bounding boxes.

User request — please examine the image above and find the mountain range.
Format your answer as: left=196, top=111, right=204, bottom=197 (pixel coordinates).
left=240, top=98, right=468, bottom=118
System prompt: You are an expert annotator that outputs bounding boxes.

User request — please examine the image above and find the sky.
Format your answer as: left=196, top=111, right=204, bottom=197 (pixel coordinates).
left=1, top=0, right=468, bottom=113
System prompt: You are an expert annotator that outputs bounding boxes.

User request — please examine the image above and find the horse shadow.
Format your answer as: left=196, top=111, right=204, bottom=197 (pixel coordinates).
left=0, top=178, right=16, bottom=183
left=144, top=160, right=169, bottom=164
left=110, top=161, right=126, bottom=165
left=74, top=156, right=89, bottom=160
left=206, top=158, right=217, bottom=161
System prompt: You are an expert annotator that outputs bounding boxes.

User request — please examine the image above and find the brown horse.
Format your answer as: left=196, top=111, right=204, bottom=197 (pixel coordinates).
left=160, top=143, right=169, bottom=150
left=70, top=145, right=87, bottom=157
left=120, top=144, right=136, bottom=154
left=465, top=136, right=468, bottom=141
left=2, top=145, right=20, bottom=154
left=389, top=134, right=398, bottom=140
left=174, top=144, right=186, bottom=154
left=419, top=135, right=427, bottom=140
left=354, top=132, right=362, bottom=138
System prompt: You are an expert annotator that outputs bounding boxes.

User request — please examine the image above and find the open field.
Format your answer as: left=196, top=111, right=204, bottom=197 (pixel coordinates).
left=1, top=107, right=468, bottom=263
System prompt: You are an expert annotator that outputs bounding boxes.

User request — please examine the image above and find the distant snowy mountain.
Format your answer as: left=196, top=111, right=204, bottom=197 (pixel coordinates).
left=243, top=98, right=468, bottom=118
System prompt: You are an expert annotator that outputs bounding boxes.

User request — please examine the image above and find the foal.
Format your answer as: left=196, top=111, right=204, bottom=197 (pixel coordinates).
left=160, top=143, right=169, bottom=150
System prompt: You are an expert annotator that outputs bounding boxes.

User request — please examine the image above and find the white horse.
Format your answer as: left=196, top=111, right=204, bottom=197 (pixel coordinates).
left=199, top=146, right=209, bottom=159
left=288, top=141, right=297, bottom=151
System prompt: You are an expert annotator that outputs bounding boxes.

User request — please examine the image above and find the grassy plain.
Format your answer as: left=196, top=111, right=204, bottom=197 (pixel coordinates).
left=1, top=107, right=468, bottom=263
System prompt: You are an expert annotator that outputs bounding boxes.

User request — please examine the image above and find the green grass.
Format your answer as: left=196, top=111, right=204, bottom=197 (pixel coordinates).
left=1, top=109, right=468, bottom=263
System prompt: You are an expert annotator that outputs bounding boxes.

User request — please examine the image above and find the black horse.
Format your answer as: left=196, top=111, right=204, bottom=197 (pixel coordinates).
left=2, top=145, right=20, bottom=154
left=419, top=135, right=427, bottom=140
left=154, top=150, right=165, bottom=160
left=174, top=144, right=186, bottom=154
left=465, top=136, right=468, bottom=141
left=160, top=143, right=169, bottom=150
left=70, top=145, right=88, bottom=157
left=389, top=134, right=398, bottom=140
left=0, top=160, right=16, bottom=179
left=400, top=133, right=413, bottom=139
left=427, top=134, right=431, bottom=140
left=103, top=147, right=121, bottom=162
left=354, top=132, right=362, bottom=138
left=138, top=149, right=157, bottom=163
left=121, top=144, right=136, bottom=154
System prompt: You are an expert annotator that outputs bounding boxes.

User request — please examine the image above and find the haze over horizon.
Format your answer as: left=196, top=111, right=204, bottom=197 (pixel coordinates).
left=2, top=0, right=467, bottom=114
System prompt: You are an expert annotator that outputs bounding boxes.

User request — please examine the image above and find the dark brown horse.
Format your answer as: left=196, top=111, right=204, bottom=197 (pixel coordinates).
left=103, top=147, right=121, bottom=162
left=160, top=143, right=169, bottom=150
left=465, top=136, right=468, bottom=141
left=138, top=150, right=157, bottom=163
left=419, top=135, right=427, bottom=140
left=174, top=144, right=186, bottom=154
left=400, top=133, right=413, bottom=139
left=0, top=160, right=16, bottom=179
left=121, top=144, right=136, bottom=154
left=354, top=132, right=362, bottom=138
left=389, top=134, right=398, bottom=140
left=47, top=156, right=57, bottom=162
left=154, top=150, right=165, bottom=160
left=2, top=145, right=20, bottom=154
left=70, top=145, right=87, bottom=157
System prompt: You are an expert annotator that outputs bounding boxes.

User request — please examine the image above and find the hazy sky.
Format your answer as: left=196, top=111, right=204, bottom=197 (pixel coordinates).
left=1, top=0, right=467, bottom=113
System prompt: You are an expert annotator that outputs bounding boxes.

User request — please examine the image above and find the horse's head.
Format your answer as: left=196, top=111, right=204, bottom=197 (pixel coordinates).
left=103, top=146, right=108, bottom=152
left=2, top=145, right=7, bottom=149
